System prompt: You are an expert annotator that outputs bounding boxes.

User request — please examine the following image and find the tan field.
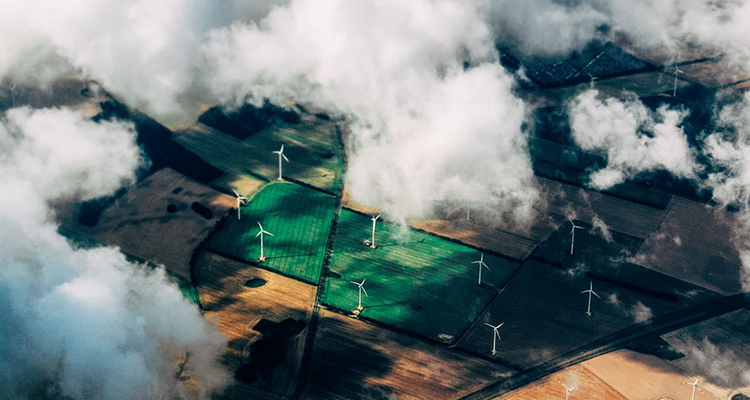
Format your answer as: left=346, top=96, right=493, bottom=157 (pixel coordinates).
left=492, top=363, right=628, bottom=400
left=60, top=168, right=235, bottom=280
left=302, top=309, right=515, bottom=400
left=194, top=250, right=316, bottom=399
left=634, top=197, right=742, bottom=294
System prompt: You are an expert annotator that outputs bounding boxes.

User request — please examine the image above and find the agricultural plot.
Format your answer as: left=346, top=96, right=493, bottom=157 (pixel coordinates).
left=634, top=197, right=743, bottom=294
left=321, top=209, right=521, bottom=342
left=662, top=309, right=750, bottom=399
left=533, top=218, right=644, bottom=269
left=492, top=363, right=627, bottom=400
left=457, top=260, right=679, bottom=370
left=173, top=110, right=344, bottom=194
left=304, top=309, right=514, bottom=400
left=193, top=251, right=316, bottom=399
left=59, top=168, right=235, bottom=281
left=540, top=177, right=667, bottom=239
left=582, top=350, right=722, bottom=400
left=206, top=182, right=336, bottom=283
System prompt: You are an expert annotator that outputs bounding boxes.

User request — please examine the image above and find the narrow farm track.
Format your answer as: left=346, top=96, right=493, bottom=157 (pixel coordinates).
left=460, top=292, right=750, bottom=400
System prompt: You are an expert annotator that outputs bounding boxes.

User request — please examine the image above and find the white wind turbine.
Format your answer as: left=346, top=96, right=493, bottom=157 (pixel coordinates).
left=232, top=189, right=247, bottom=220
left=473, top=253, right=490, bottom=286
left=483, top=322, right=504, bottom=355
left=369, top=214, right=381, bottom=249
left=255, top=221, right=274, bottom=261
left=672, top=64, right=684, bottom=97
left=272, top=144, right=289, bottom=181
left=569, top=219, right=585, bottom=256
left=682, top=377, right=703, bottom=400
left=563, top=384, right=576, bottom=400
left=350, top=278, right=368, bottom=310
left=587, top=72, right=598, bottom=88
left=580, top=280, right=601, bottom=316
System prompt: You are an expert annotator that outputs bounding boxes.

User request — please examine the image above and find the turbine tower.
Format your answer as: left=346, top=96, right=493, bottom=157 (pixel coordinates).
left=255, top=221, right=274, bottom=261
left=370, top=214, right=380, bottom=249
left=473, top=253, right=490, bottom=286
left=587, top=72, right=598, bottom=88
left=580, top=280, right=601, bottom=316
left=232, top=189, right=247, bottom=220
left=682, top=377, right=703, bottom=400
left=272, top=144, right=289, bottom=181
left=350, top=278, right=368, bottom=310
left=569, top=219, right=585, bottom=256
left=672, top=64, right=684, bottom=97
left=483, top=322, right=503, bottom=355
left=563, top=384, right=576, bottom=400
left=8, top=83, right=16, bottom=108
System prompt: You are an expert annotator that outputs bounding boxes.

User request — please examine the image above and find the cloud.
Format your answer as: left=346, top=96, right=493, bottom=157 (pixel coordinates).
left=567, top=89, right=698, bottom=190
left=0, top=107, right=229, bottom=399
left=202, top=0, right=539, bottom=224
left=607, top=293, right=652, bottom=323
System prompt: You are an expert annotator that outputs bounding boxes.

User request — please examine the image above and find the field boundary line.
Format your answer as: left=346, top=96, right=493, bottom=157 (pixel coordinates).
left=201, top=248, right=319, bottom=286
left=290, top=123, right=347, bottom=400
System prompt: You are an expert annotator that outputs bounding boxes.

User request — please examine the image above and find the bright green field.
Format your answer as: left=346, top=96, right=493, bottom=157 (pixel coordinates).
left=321, top=209, right=521, bottom=343
left=206, top=182, right=337, bottom=283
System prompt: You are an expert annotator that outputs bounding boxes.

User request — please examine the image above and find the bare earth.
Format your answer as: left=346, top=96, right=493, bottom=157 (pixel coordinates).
left=194, top=250, right=316, bottom=399
left=60, top=168, right=235, bottom=280
left=302, top=309, right=515, bottom=400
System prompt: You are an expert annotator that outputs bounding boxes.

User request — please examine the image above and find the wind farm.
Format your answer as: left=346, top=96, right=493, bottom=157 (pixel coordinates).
left=15, top=3, right=750, bottom=399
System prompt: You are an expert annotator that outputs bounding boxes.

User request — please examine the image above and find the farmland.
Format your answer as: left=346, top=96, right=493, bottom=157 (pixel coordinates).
left=457, top=259, right=680, bottom=369
left=321, top=209, right=521, bottom=342
left=634, top=197, right=743, bottom=294
left=303, top=309, right=515, bottom=400
left=492, top=363, right=627, bottom=400
left=206, top=182, right=336, bottom=283
left=173, top=109, right=344, bottom=194
left=59, top=168, right=236, bottom=281
left=662, top=309, right=750, bottom=399
left=193, top=251, right=316, bottom=399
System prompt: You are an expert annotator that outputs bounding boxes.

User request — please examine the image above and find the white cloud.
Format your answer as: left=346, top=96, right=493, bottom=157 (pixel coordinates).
left=202, top=0, right=539, bottom=224
left=0, top=107, right=229, bottom=399
left=568, top=89, right=698, bottom=190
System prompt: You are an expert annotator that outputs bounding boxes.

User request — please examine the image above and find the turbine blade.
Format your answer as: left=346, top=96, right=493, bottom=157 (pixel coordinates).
left=280, top=144, right=284, bottom=152
left=350, top=281, right=358, bottom=285
left=581, top=290, right=588, bottom=294
left=497, top=322, right=504, bottom=328
left=232, top=189, right=239, bottom=197
left=361, top=287, right=368, bottom=297
left=592, top=290, right=601, bottom=299
left=483, top=323, right=494, bottom=328
left=282, top=153, right=289, bottom=162
left=265, top=231, right=274, bottom=236
left=361, top=278, right=366, bottom=285
left=255, top=231, right=262, bottom=238
left=257, top=221, right=263, bottom=230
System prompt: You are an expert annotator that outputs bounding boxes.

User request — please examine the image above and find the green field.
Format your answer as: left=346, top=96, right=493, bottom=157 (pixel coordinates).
left=174, top=115, right=344, bottom=194
left=321, top=209, right=521, bottom=342
left=206, top=182, right=337, bottom=283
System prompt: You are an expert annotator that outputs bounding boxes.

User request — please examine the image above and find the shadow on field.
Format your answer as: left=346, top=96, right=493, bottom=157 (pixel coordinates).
left=303, top=315, right=395, bottom=400
left=235, top=318, right=306, bottom=385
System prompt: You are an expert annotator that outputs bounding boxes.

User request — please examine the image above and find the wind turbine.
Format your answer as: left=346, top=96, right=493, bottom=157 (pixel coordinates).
left=580, top=280, right=601, bottom=316
left=350, top=278, right=368, bottom=310
left=682, top=377, right=703, bottom=400
left=255, top=221, right=274, bottom=261
left=483, top=322, right=503, bottom=355
left=672, top=64, right=684, bottom=97
left=563, top=384, right=576, bottom=400
left=569, top=219, right=585, bottom=256
left=8, top=83, right=16, bottom=108
left=473, top=253, right=490, bottom=286
left=272, top=144, right=289, bottom=181
left=587, top=72, right=598, bottom=88
left=231, top=189, right=247, bottom=220
left=369, top=214, right=380, bottom=249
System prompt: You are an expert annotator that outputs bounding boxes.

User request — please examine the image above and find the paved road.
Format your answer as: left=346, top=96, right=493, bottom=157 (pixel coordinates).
left=460, top=292, right=750, bottom=400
